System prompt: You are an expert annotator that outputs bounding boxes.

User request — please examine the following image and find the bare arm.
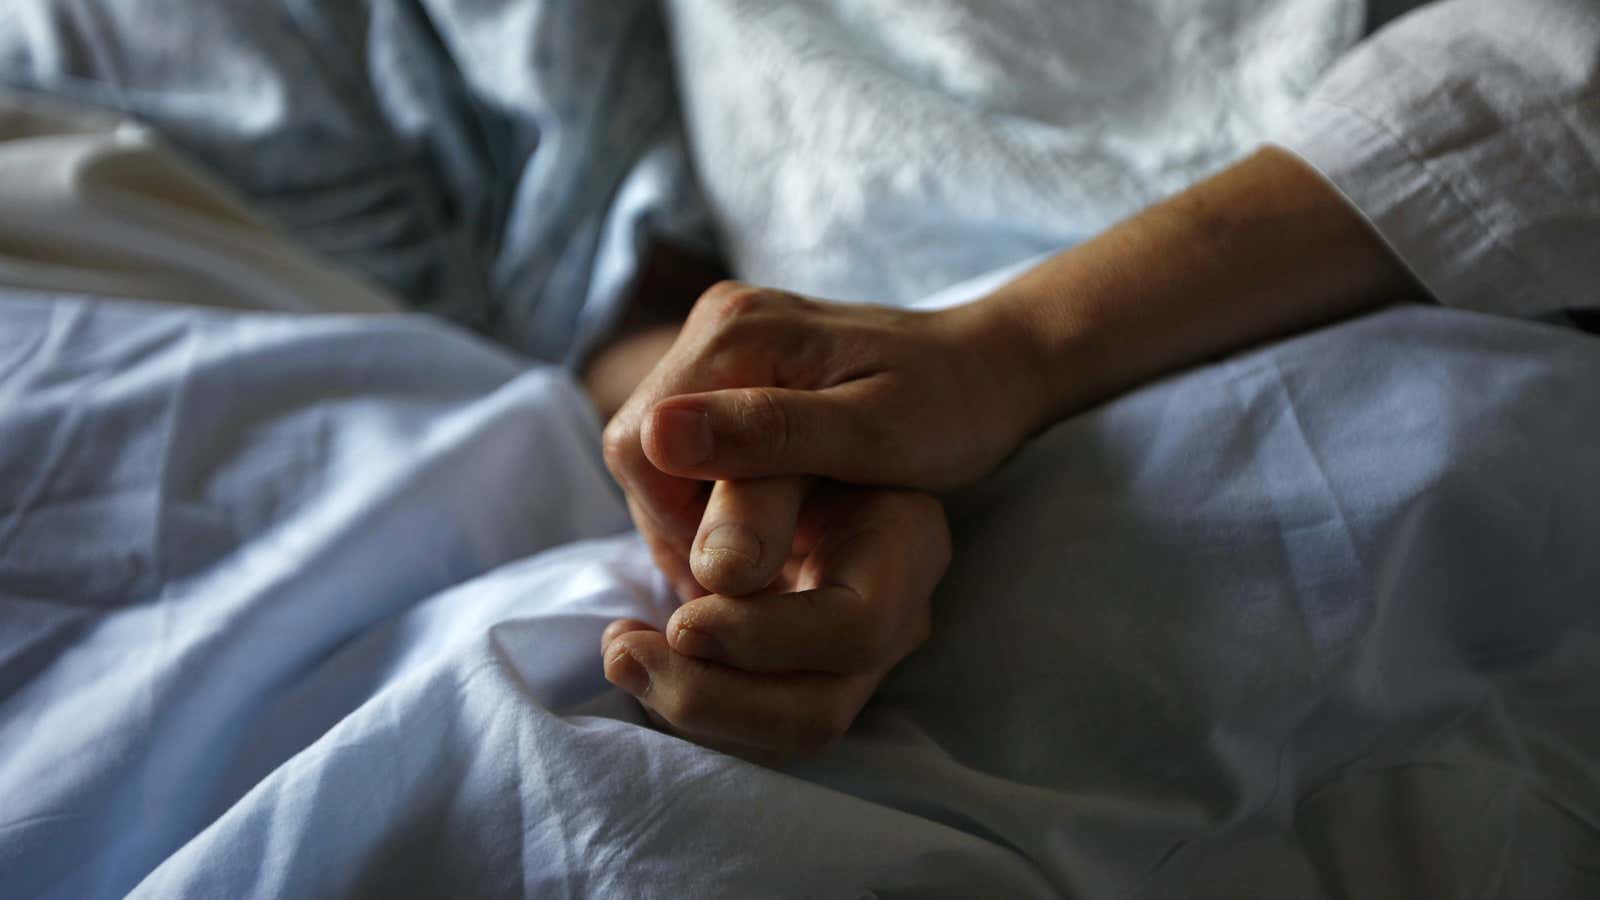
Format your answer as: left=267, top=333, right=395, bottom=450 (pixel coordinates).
left=975, top=145, right=1424, bottom=435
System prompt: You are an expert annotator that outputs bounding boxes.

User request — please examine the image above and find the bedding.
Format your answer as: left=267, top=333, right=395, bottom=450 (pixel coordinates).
left=3, top=278, right=1599, bottom=899
left=0, top=0, right=713, bottom=364
left=3, top=0, right=1600, bottom=897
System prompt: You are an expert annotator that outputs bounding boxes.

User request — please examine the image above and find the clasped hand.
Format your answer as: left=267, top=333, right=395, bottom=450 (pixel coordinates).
left=598, top=149, right=1407, bottom=762
left=600, top=281, right=1043, bottom=764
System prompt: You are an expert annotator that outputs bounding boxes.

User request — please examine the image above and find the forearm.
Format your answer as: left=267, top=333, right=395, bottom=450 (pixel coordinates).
left=969, top=146, right=1424, bottom=433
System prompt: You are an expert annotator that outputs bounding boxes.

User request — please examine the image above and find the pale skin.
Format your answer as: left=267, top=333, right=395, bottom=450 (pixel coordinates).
left=593, top=146, right=1422, bottom=764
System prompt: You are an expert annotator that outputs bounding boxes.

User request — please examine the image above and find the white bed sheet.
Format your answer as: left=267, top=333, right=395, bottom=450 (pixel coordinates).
left=2, top=285, right=1597, bottom=898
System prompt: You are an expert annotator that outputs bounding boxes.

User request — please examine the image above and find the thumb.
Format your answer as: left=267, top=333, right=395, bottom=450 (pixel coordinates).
left=690, top=476, right=809, bottom=598
left=642, top=385, right=883, bottom=482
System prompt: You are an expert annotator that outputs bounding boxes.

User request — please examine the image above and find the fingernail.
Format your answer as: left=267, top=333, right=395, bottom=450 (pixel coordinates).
left=605, top=644, right=650, bottom=696
left=700, top=523, right=760, bottom=565
left=653, top=405, right=713, bottom=467
left=672, top=623, right=722, bottom=660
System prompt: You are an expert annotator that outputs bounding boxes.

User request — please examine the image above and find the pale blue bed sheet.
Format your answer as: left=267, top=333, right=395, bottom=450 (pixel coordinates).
left=1, top=289, right=1596, bottom=898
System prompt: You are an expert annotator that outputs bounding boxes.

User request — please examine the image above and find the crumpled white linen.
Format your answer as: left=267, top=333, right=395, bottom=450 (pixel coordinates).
left=2, top=283, right=1597, bottom=899
left=664, top=0, right=1369, bottom=305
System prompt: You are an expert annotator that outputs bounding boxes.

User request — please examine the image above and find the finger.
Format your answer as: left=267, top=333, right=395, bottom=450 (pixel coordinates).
left=642, top=382, right=888, bottom=483
left=602, top=330, right=724, bottom=562
left=673, top=491, right=952, bottom=674
left=601, top=618, right=656, bottom=654
left=665, top=585, right=880, bottom=674
left=691, top=476, right=810, bottom=597
left=607, top=420, right=708, bottom=555
left=801, top=490, right=952, bottom=611
left=604, top=628, right=870, bottom=757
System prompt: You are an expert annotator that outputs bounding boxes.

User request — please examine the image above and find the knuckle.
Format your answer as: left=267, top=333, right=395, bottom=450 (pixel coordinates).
left=600, top=418, right=636, bottom=473
left=742, top=387, right=790, bottom=458
left=704, top=282, right=769, bottom=323
left=701, top=279, right=747, bottom=304
left=702, top=324, right=798, bottom=388
left=698, top=281, right=810, bottom=327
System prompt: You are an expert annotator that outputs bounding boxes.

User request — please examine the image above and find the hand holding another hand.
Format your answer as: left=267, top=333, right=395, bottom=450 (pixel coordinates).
left=600, top=487, right=949, bottom=766
left=602, top=280, right=1043, bottom=601
left=598, top=282, right=1035, bottom=763
left=598, top=148, right=1416, bottom=762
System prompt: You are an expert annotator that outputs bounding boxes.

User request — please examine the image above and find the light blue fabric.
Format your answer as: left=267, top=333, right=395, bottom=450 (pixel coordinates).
left=1, top=288, right=1596, bottom=898
left=0, top=0, right=713, bottom=363
left=2, top=2, right=1597, bottom=896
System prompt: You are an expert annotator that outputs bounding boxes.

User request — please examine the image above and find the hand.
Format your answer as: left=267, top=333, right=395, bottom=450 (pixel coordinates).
left=605, top=149, right=1414, bottom=601
left=600, top=487, right=950, bottom=765
left=602, top=280, right=1041, bottom=600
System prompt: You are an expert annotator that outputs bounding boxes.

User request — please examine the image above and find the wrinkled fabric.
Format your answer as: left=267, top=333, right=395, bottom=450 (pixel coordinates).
left=3, top=1, right=1600, bottom=898
left=0, top=294, right=632, bottom=898
left=0, top=88, right=400, bottom=314
left=0, top=0, right=713, bottom=362
left=1280, top=0, right=1600, bottom=320
left=664, top=0, right=1374, bottom=305
left=0, top=285, right=1597, bottom=899
left=668, top=0, right=1600, bottom=327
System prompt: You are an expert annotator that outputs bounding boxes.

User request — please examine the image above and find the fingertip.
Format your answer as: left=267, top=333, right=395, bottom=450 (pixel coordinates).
left=692, top=479, right=808, bottom=597
left=603, top=648, right=648, bottom=697
left=691, top=524, right=779, bottom=597
left=602, top=618, right=654, bottom=650
left=667, top=607, right=724, bottom=662
left=604, top=628, right=663, bottom=697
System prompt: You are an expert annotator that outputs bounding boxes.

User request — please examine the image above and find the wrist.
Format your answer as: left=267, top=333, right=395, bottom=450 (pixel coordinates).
left=952, top=147, right=1419, bottom=440
left=940, top=289, right=1074, bottom=445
